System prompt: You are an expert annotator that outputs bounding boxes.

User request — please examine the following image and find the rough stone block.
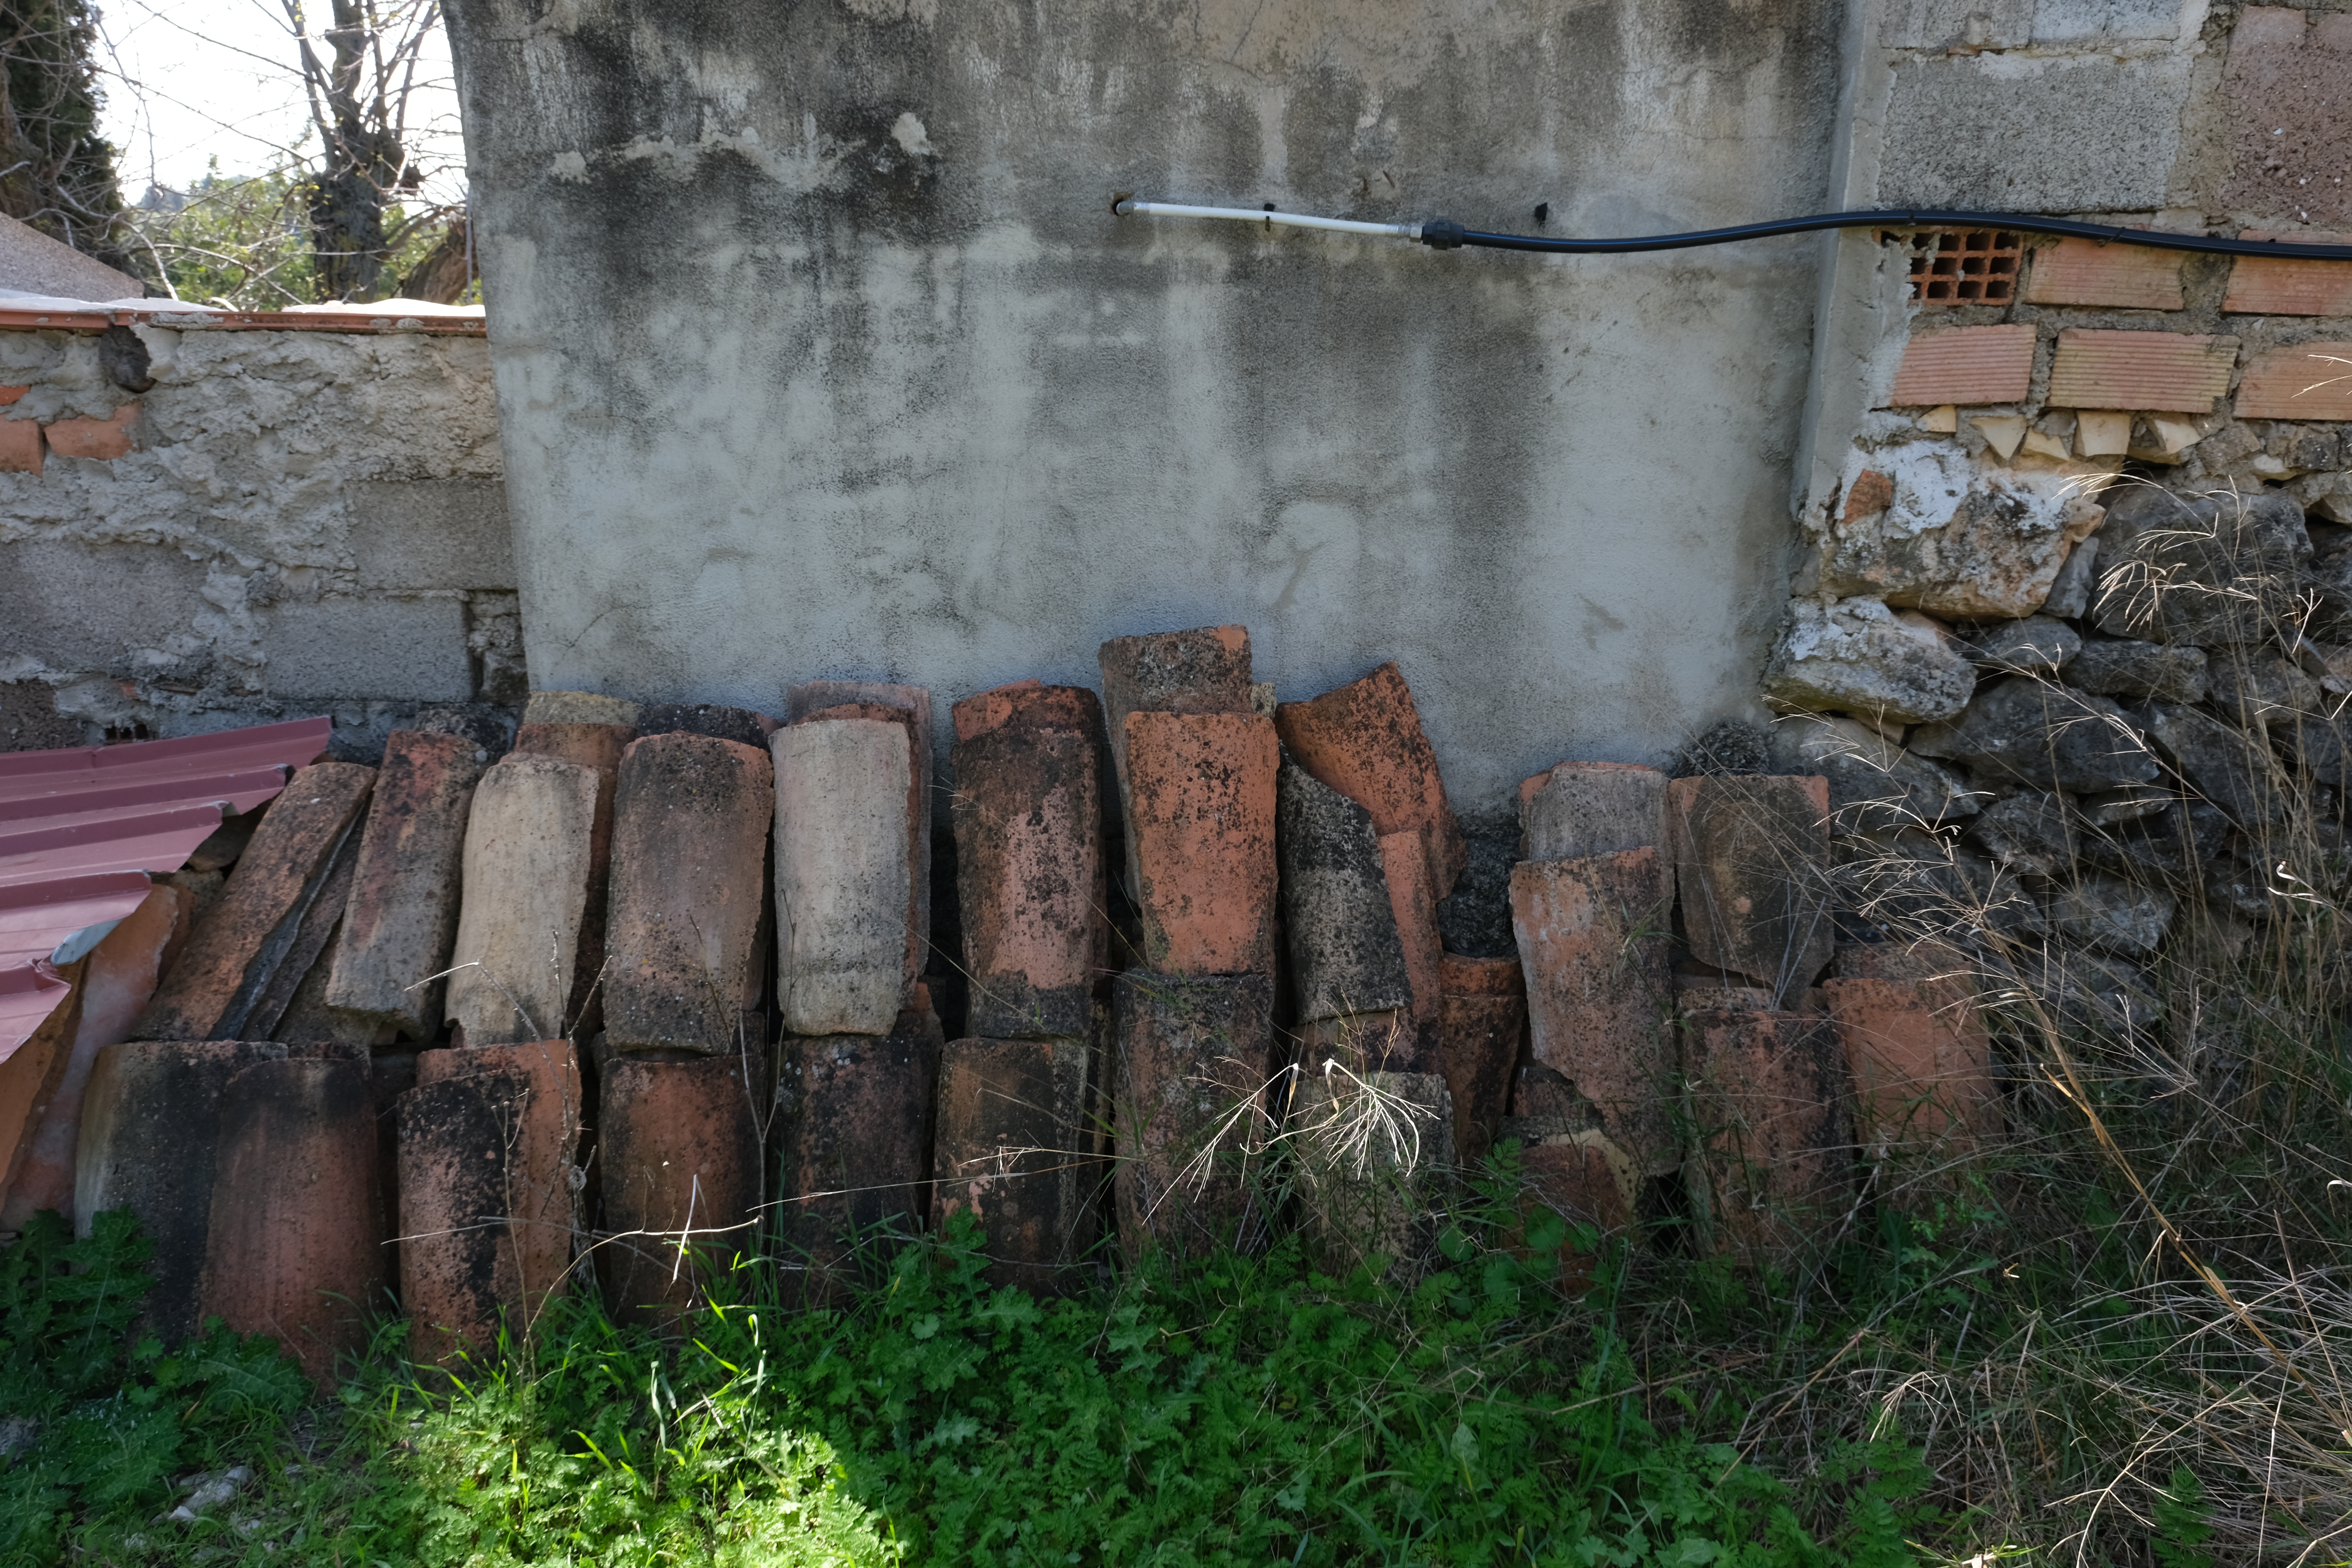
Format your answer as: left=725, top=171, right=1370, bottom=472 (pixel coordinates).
left=400, top=1040, right=583, bottom=1359
left=1277, top=761, right=1411, bottom=1025
left=198, top=1055, right=380, bottom=1385
left=933, top=1035, right=1103, bottom=1292
left=2091, top=487, right=2311, bottom=647
left=325, top=730, right=486, bottom=1040
left=1963, top=617, right=2081, bottom=675
left=1274, top=662, right=1466, bottom=897
left=2141, top=701, right=2284, bottom=827
left=1378, top=830, right=1443, bottom=1025
left=1762, top=599, right=1977, bottom=725
left=774, top=1001, right=943, bottom=1302
left=524, top=690, right=641, bottom=727
left=1908, top=678, right=2160, bottom=793
left=2234, top=341, right=2352, bottom=421
left=2064, top=637, right=2208, bottom=703
left=1111, top=971, right=1277, bottom=1262
left=2023, top=237, right=2185, bottom=309
left=950, top=684, right=1107, bottom=1039
left=1880, top=52, right=2190, bottom=212
left=44, top=404, right=139, bottom=459
left=2051, top=870, right=2176, bottom=956
left=264, top=596, right=473, bottom=703
left=75, top=1040, right=361, bottom=1342
left=0, top=883, right=189, bottom=1231
left=349, top=478, right=514, bottom=591
left=597, top=1049, right=765, bottom=1328
left=1510, top=848, right=1676, bottom=1174
left=1287, top=1068, right=1452, bottom=1282
left=786, top=680, right=934, bottom=967
left=1820, top=467, right=2104, bottom=621
left=1821, top=975, right=1996, bottom=1164
left=1520, top=761, right=1666, bottom=862
left=1666, top=776, right=1836, bottom=1004
left=1884, top=325, right=2035, bottom=408
left=6, top=538, right=207, bottom=669
left=1879, top=0, right=2031, bottom=48
left=605, top=732, right=774, bottom=1053
left=137, top=761, right=377, bottom=1041
left=2041, top=536, right=2101, bottom=619
left=1436, top=952, right=1524, bottom=1164
left=774, top=714, right=916, bottom=1035
left=1767, top=714, right=1979, bottom=836
left=445, top=754, right=600, bottom=1045
left=1683, top=1008, right=1854, bottom=1265
left=510, top=720, right=632, bottom=1035
left=1123, top=710, right=1278, bottom=977
left=2046, top=329, right=2237, bottom=414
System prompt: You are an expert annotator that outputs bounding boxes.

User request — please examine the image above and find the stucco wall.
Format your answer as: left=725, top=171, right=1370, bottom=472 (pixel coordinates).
left=444, top=0, right=1846, bottom=809
left=0, top=323, right=518, bottom=758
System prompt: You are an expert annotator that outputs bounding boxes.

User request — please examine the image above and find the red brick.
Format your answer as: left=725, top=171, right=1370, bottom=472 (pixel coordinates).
left=2046, top=328, right=2237, bottom=412
left=1123, top=710, right=1278, bottom=976
left=324, top=730, right=486, bottom=1040
left=446, top=755, right=600, bottom=1046
left=2023, top=236, right=2187, bottom=310
left=0, top=883, right=190, bottom=1230
left=1508, top=1120, right=1637, bottom=1234
left=1112, top=971, right=1276, bottom=1262
left=774, top=1001, right=943, bottom=1304
left=1683, top=1008, right=1854, bottom=1265
left=397, top=1069, right=531, bottom=1362
left=0, top=959, right=84, bottom=1210
left=1098, top=626, right=1253, bottom=899
left=1378, top=830, right=1442, bottom=1025
left=1274, top=663, right=1467, bottom=897
left=137, top=762, right=378, bottom=1041
left=2224, top=232, right=2352, bottom=315
left=1885, top=324, right=2035, bottom=407
left=1841, top=469, right=1895, bottom=522
left=78, top=1040, right=365, bottom=1343
left=510, top=720, right=631, bottom=1035
left=801, top=701, right=928, bottom=1001
left=408, top=1040, right=583, bottom=1349
left=950, top=686, right=1107, bottom=1038
left=1519, top=760, right=1666, bottom=861
left=1665, top=775, right=1835, bottom=1003
left=596, top=1048, right=766, bottom=1328
left=603, top=732, right=773, bottom=1054
left=773, top=714, right=919, bottom=1034
left=0, top=416, right=40, bottom=475
left=933, top=1034, right=1103, bottom=1293
left=198, top=1055, right=381, bottom=1385
left=786, top=681, right=934, bottom=967
left=1287, top=1066, right=1453, bottom=1281
left=1436, top=953, right=1525, bottom=1162
left=1509, top=847, right=1676, bottom=1175
left=2234, top=340, right=2352, bottom=420
left=1821, top=975, right=1997, bottom=1156
left=0, top=385, right=26, bottom=404
left=1291, top=1009, right=1433, bottom=1075
left=43, top=403, right=139, bottom=459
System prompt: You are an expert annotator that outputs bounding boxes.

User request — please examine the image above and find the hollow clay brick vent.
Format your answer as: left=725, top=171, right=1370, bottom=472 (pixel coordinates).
left=1891, top=229, right=2023, bottom=306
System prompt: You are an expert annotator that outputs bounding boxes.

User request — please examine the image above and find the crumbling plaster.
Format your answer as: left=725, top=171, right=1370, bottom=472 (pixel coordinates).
left=446, top=0, right=1847, bottom=808
left=0, top=325, right=518, bottom=753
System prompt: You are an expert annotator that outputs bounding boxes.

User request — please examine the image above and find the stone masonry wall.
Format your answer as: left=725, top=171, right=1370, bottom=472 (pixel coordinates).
left=0, top=320, right=517, bottom=760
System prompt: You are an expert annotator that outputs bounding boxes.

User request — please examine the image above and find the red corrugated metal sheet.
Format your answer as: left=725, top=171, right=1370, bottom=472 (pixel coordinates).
left=0, top=717, right=330, bottom=1060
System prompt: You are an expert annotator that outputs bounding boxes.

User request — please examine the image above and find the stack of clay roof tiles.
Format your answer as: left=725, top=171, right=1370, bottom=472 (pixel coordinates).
left=0, top=636, right=1993, bottom=1367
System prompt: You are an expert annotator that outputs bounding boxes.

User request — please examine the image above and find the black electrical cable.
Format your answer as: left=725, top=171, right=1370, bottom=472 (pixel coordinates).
left=1415, top=210, right=2352, bottom=260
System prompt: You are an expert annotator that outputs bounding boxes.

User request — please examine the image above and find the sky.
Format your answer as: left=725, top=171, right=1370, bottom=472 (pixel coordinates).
left=94, top=0, right=467, bottom=204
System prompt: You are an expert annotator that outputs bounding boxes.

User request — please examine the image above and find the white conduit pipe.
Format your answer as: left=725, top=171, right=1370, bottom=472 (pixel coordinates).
left=1113, top=198, right=1421, bottom=241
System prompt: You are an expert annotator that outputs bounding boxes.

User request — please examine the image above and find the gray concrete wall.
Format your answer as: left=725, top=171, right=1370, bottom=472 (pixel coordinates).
left=0, top=325, right=519, bottom=756
left=444, top=0, right=1847, bottom=809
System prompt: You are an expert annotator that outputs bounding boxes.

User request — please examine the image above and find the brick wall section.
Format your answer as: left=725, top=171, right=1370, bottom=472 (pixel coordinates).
left=0, top=321, right=518, bottom=759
